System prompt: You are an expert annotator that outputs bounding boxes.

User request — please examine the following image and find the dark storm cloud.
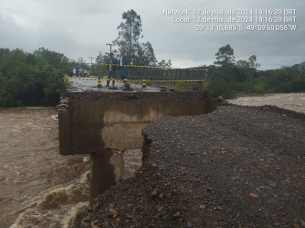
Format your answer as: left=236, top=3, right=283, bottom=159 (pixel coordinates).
left=0, top=13, right=35, bottom=51
left=1, top=0, right=304, bottom=70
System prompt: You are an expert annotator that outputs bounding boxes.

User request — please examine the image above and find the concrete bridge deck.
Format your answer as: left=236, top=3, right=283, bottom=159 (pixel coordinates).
left=68, top=77, right=160, bottom=92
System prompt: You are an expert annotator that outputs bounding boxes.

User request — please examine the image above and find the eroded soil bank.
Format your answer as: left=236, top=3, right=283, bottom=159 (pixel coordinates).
left=89, top=105, right=305, bottom=228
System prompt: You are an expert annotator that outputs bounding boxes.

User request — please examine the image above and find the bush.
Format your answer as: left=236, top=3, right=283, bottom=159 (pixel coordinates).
left=0, top=48, right=63, bottom=107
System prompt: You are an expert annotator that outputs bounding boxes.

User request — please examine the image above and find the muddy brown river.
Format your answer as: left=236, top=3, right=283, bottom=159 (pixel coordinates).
left=0, top=107, right=141, bottom=228
left=0, top=93, right=304, bottom=227
left=228, top=93, right=305, bottom=114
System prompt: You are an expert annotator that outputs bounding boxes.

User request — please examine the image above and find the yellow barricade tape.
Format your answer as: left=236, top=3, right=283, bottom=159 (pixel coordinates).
left=70, top=77, right=206, bottom=82
left=66, top=61, right=208, bottom=71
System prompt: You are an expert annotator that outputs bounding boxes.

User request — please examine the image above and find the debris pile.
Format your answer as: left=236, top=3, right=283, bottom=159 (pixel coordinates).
left=86, top=105, right=305, bottom=227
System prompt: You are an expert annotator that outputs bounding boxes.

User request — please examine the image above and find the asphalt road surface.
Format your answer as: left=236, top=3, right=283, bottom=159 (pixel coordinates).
left=68, top=77, right=160, bottom=92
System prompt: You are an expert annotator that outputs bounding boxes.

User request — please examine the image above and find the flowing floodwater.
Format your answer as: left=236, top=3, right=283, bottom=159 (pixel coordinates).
left=0, top=107, right=142, bottom=228
left=227, top=93, right=305, bottom=114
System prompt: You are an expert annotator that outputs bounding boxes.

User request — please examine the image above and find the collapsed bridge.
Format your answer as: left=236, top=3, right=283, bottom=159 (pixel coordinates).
left=58, top=79, right=217, bottom=205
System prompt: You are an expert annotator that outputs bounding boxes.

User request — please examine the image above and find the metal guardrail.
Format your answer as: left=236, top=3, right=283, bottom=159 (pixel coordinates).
left=85, top=69, right=207, bottom=81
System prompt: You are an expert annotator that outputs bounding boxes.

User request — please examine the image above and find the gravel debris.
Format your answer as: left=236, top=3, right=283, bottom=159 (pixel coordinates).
left=89, top=105, right=305, bottom=227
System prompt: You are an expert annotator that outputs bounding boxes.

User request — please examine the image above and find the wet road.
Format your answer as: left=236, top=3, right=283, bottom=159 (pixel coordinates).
left=68, top=77, right=160, bottom=92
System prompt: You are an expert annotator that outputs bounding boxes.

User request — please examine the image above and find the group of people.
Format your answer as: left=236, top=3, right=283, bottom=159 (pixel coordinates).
left=106, top=48, right=129, bottom=87
left=69, top=48, right=129, bottom=87
left=70, top=68, right=89, bottom=77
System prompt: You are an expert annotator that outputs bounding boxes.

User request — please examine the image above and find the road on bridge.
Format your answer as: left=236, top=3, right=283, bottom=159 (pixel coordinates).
left=68, top=77, right=160, bottom=92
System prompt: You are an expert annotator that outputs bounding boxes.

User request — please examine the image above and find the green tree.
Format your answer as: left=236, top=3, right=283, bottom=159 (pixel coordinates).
left=158, top=59, right=172, bottom=68
left=0, top=48, right=10, bottom=61
left=33, top=47, right=65, bottom=69
left=214, top=44, right=235, bottom=68
left=210, top=44, right=238, bottom=98
left=0, top=48, right=62, bottom=107
left=236, top=55, right=260, bottom=82
left=133, top=42, right=157, bottom=67
left=114, top=9, right=157, bottom=67
left=114, top=9, right=142, bottom=63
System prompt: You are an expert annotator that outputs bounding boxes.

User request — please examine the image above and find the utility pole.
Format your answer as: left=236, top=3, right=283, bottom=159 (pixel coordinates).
left=106, top=43, right=115, bottom=53
left=129, top=27, right=132, bottom=64
left=88, top=57, right=94, bottom=69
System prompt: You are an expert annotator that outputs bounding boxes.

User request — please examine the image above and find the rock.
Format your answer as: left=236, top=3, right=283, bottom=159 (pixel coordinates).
left=109, top=204, right=114, bottom=209
left=96, top=215, right=103, bottom=221
left=83, top=216, right=92, bottom=222
left=90, top=220, right=101, bottom=228
left=173, top=212, right=180, bottom=217
left=159, top=193, right=164, bottom=199
left=187, top=221, right=193, bottom=227
left=93, top=203, right=98, bottom=212
left=250, top=193, right=259, bottom=198
left=115, top=217, right=121, bottom=224
left=80, top=219, right=90, bottom=228
left=217, top=206, right=224, bottom=211
left=294, top=224, right=300, bottom=228
left=87, top=206, right=93, bottom=213
left=109, top=209, right=116, bottom=215
left=102, top=222, right=109, bottom=228
left=299, top=220, right=305, bottom=227
left=158, top=206, right=163, bottom=212
left=200, top=205, right=206, bottom=210
left=150, top=189, right=157, bottom=199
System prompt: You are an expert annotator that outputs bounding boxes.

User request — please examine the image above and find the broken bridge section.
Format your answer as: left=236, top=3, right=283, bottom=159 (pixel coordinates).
left=59, top=91, right=217, bottom=155
left=58, top=90, right=217, bottom=204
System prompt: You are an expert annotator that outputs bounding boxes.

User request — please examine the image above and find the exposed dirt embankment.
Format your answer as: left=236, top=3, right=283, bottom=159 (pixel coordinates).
left=65, top=91, right=213, bottom=101
left=89, top=105, right=305, bottom=228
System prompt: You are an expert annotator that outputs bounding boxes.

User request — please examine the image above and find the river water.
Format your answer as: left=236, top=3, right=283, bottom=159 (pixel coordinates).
left=0, top=107, right=142, bottom=228
left=227, top=93, right=305, bottom=114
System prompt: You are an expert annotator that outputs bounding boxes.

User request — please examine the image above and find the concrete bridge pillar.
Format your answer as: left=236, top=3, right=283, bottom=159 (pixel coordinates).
left=89, top=150, right=124, bottom=205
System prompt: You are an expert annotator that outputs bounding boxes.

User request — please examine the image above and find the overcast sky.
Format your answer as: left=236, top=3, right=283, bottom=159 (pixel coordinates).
left=0, top=0, right=304, bottom=70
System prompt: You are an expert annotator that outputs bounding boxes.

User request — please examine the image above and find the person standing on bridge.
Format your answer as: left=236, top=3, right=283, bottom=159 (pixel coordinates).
left=119, top=48, right=129, bottom=87
left=106, top=52, right=118, bottom=87
left=73, top=68, right=76, bottom=77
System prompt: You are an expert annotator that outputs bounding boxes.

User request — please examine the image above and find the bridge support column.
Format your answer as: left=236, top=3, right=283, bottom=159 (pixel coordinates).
left=89, top=149, right=124, bottom=206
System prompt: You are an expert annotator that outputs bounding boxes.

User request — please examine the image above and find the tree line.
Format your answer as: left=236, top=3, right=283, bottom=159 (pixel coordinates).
left=0, top=47, right=66, bottom=107
left=202, top=44, right=305, bottom=98
left=0, top=9, right=304, bottom=107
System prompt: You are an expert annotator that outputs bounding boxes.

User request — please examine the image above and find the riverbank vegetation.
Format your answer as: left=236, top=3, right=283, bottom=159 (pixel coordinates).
left=180, top=44, right=305, bottom=98
left=0, top=48, right=67, bottom=107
